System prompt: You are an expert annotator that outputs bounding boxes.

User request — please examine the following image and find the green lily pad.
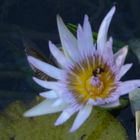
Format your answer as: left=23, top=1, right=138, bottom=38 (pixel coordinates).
left=0, top=97, right=128, bottom=140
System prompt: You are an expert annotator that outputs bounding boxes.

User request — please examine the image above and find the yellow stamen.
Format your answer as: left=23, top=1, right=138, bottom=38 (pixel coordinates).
left=67, top=55, right=117, bottom=104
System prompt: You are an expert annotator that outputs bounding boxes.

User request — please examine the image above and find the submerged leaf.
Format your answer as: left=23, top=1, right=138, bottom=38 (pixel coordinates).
left=129, top=39, right=140, bottom=62
left=129, top=88, right=140, bottom=115
left=24, top=39, right=52, bottom=80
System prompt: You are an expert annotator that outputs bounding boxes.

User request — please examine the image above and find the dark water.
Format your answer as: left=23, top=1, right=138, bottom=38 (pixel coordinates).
left=0, top=0, right=140, bottom=140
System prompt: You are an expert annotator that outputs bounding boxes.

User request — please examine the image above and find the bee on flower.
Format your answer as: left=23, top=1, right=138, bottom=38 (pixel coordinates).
left=24, top=6, right=140, bottom=132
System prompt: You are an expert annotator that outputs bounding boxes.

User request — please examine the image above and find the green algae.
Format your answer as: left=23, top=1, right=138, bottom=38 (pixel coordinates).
left=0, top=97, right=128, bottom=140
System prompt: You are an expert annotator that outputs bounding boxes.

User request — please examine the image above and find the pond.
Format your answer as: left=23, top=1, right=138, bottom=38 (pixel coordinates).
left=0, top=1, right=140, bottom=140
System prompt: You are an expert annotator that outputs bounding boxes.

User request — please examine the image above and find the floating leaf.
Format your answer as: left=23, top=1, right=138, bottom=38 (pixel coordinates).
left=0, top=97, right=128, bottom=140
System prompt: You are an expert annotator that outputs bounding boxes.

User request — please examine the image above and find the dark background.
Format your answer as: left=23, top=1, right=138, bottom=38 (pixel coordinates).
left=0, top=0, right=140, bottom=40
left=0, top=0, right=140, bottom=139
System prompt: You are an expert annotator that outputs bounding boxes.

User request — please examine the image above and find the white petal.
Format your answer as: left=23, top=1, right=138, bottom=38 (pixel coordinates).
left=77, top=24, right=86, bottom=58
left=114, top=46, right=128, bottom=68
left=70, top=104, right=92, bottom=132
left=52, top=99, right=64, bottom=107
left=97, top=6, right=116, bottom=54
left=28, top=56, right=66, bottom=80
left=39, top=90, right=58, bottom=99
left=57, top=15, right=78, bottom=59
left=117, top=80, right=140, bottom=96
left=117, top=63, right=133, bottom=80
left=83, top=15, right=95, bottom=53
left=87, top=98, right=98, bottom=106
left=55, top=107, right=76, bottom=126
left=23, top=99, right=67, bottom=117
left=104, top=37, right=114, bottom=63
left=99, top=99, right=120, bottom=108
left=33, top=77, right=64, bottom=90
left=63, top=35, right=80, bottom=60
left=49, top=41, right=69, bottom=68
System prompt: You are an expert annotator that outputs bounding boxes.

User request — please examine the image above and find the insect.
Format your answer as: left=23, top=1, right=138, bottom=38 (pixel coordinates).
left=93, top=67, right=104, bottom=77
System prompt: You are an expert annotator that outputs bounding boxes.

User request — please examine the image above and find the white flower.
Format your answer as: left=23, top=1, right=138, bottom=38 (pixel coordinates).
left=24, top=6, right=140, bottom=132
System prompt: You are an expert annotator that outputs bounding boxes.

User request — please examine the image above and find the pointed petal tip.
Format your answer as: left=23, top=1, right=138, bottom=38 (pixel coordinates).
left=48, top=40, right=52, bottom=45
left=23, top=110, right=34, bottom=117
left=130, top=63, right=133, bottom=67
left=54, top=121, right=59, bottom=126
left=27, top=55, right=34, bottom=62
left=124, top=45, right=128, bottom=48
left=32, top=76, right=37, bottom=81
left=125, top=63, right=133, bottom=68
left=54, top=121, right=60, bottom=126
left=97, top=6, right=116, bottom=54
left=69, top=104, right=92, bottom=133
left=39, top=91, right=58, bottom=99
left=48, top=40, right=54, bottom=50
left=108, top=6, right=116, bottom=18
left=69, top=122, right=81, bottom=132
left=114, top=45, right=129, bottom=68
left=23, top=112, right=28, bottom=117
left=111, top=5, right=116, bottom=12
left=69, top=127, right=76, bottom=133
left=24, top=99, right=67, bottom=118
left=77, top=24, right=82, bottom=30
left=56, top=14, right=61, bottom=20
left=39, top=93, right=46, bottom=98
left=124, top=45, right=128, bottom=49
left=32, top=76, right=45, bottom=88
left=56, top=15, right=63, bottom=25
left=123, top=45, right=128, bottom=54
left=55, top=109, right=75, bottom=126
left=118, top=80, right=140, bottom=96
left=56, top=15, right=65, bottom=31
left=84, top=14, right=89, bottom=21
left=109, top=36, right=113, bottom=42
left=105, top=6, right=116, bottom=21
left=54, top=112, right=69, bottom=126
left=118, top=63, right=133, bottom=80
left=69, top=124, right=78, bottom=133
left=27, top=55, right=40, bottom=66
left=54, top=116, right=63, bottom=126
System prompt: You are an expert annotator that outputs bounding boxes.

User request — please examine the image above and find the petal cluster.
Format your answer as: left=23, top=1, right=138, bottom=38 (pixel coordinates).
left=24, top=6, right=140, bottom=132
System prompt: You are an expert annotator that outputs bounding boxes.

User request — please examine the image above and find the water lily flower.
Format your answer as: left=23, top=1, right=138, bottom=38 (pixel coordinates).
left=24, top=6, right=140, bottom=132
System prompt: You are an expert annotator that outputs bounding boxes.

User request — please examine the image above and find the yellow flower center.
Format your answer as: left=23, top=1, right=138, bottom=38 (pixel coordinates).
left=67, top=55, right=117, bottom=104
